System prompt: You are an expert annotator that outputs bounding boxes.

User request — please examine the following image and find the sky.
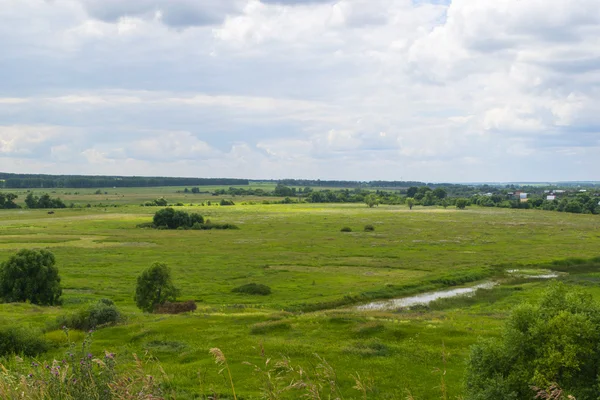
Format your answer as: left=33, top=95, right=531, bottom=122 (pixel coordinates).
left=1, top=0, right=599, bottom=182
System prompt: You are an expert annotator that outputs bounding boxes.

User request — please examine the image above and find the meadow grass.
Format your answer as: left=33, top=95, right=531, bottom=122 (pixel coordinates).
left=1, top=194, right=600, bottom=398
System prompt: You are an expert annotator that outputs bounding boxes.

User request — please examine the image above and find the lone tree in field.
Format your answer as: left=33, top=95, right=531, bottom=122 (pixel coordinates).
left=455, top=198, right=468, bottom=209
left=134, top=262, right=180, bottom=312
left=0, top=249, right=62, bottom=305
left=406, top=197, right=415, bottom=210
left=466, top=282, right=600, bottom=400
left=364, top=194, right=379, bottom=208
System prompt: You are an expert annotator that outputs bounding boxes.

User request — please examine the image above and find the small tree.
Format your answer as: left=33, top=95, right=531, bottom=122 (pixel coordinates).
left=365, top=194, right=379, bottom=208
left=134, top=262, right=180, bottom=312
left=406, top=197, right=415, bottom=210
left=0, top=249, right=62, bottom=305
left=456, top=198, right=468, bottom=209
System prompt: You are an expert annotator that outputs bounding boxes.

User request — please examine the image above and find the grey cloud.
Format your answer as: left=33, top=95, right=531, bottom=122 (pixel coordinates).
left=539, top=57, right=600, bottom=74
left=80, top=0, right=243, bottom=27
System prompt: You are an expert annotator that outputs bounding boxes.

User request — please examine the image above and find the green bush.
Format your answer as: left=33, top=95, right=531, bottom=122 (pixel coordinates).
left=0, top=249, right=62, bottom=305
left=0, top=326, right=49, bottom=357
left=232, top=283, right=272, bottom=296
left=466, top=282, right=600, bottom=399
left=56, top=299, right=121, bottom=331
left=364, top=224, right=375, bottom=232
left=341, top=226, right=352, bottom=232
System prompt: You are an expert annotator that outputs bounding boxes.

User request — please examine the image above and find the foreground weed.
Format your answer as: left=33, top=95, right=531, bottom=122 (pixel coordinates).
left=0, top=328, right=170, bottom=400
left=242, top=343, right=374, bottom=399
left=209, top=348, right=237, bottom=400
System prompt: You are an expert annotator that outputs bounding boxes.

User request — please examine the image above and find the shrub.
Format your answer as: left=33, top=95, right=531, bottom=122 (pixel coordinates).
left=341, top=226, right=352, bottom=232
left=134, top=262, right=180, bottom=312
left=465, top=282, right=600, bottom=399
left=220, top=199, right=235, bottom=206
left=0, top=326, right=49, bottom=357
left=149, top=208, right=237, bottom=230
left=0, top=249, right=62, bottom=305
left=56, top=299, right=121, bottom=331
left=232, top=283, right=272, bottom=296
left=364, top=224, right=375, bottom=232
left=154, top=300, right=197, bottom=314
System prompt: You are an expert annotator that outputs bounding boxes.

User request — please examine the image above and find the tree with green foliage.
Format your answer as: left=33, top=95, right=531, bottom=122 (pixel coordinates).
left=134, top=262, right=180, bottom=312
left=0, top=193, right=19, bottom=209
left=0, top=249, right=62, bottom=305
left=364, top=193, right=379, bottom=208
left=152, top=207, right=204, bottom=229
left=456, top=198, right=468, bottom=209
left=406, top=187, right=418, bottom=198
left=433, top=188, right=447, bottom=199
left=466, top=282, right=600, bottom=400
left=23, top=192, right=65, bottom=209
left=406, top=197, right=415, bottom=210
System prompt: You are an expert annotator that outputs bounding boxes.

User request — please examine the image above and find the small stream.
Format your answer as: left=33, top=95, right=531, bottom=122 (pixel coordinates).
left=356, top=270, right=562, bottom=312
left=356, top=282, right=497, bottom=311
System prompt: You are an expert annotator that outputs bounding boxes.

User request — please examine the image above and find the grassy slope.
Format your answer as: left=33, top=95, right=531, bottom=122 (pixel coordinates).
left=1, top=200, right=600, bottom=398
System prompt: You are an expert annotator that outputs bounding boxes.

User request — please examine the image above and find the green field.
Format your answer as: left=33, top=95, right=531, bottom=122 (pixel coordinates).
left=1, top=191, right=600, bottom=399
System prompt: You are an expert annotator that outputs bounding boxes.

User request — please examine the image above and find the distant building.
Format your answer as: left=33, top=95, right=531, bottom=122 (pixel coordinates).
left=547, top=195, right=556, bottom=201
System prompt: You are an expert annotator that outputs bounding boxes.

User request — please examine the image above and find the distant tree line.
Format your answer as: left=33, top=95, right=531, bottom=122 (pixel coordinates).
left=0, top=173, right=249, bottom=189
left=471, top=192, right=599, bottom=214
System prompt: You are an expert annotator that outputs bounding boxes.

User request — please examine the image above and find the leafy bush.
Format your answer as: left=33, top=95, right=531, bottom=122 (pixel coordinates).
left=219, top=199, right=235, bottom=206
left=340, top=226, right=352, bottom=232
left=154, top=300, right=197, bottom=314
left=466, top=282, right=600, bottom=400
left=0, top=249, right=62, bottom=305
left=364, top=224, right=375, bottom=232
left=232, top=283, right=272, bottom=296
left=56, top=299, right=121, bottom=331
left=0, top=326, right=49, bottom=357
left=149, top=208, right=238, bottom=230
left=134, top=262, right=180, bottom=312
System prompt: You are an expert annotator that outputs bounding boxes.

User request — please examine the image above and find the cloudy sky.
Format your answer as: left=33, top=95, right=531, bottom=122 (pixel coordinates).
left=1, top=0, right=599, bottom=182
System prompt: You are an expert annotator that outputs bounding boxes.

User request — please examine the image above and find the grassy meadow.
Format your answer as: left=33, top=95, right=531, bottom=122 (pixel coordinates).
left=1, top=188, right=600, bottom=399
